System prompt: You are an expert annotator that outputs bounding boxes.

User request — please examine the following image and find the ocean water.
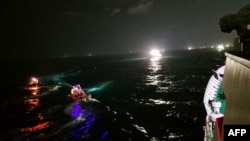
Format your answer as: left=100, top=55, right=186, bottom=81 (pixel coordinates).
left=0, top=49, right=226, bottom=141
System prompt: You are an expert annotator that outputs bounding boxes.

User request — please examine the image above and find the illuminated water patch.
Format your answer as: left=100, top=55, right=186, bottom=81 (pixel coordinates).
left=70, top=102, right=96, bottom=139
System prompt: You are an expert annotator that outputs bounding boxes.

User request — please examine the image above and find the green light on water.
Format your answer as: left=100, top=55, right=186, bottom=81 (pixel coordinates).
left=87, top=81, right=113, bottom=93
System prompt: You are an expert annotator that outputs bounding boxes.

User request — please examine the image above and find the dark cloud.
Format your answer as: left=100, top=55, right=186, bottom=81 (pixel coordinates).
left=127, top=0, right=154, bottom=15
left=110, top=8, right=121, bottom=15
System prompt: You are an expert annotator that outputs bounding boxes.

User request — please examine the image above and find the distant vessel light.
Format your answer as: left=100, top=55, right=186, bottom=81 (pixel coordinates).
left=150, top=49, right=162, bottom=57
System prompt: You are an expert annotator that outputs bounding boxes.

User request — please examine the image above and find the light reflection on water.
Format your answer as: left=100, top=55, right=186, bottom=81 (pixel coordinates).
left=134, top=54, right=200, bottom=141
left=70, top=102, right=97, bottom=139
left=133, top=124, right=148, bottom=137
left=24, top=98, right=40, bottom=112
left=146, top=56, right=178, bottom=93
left=21, top=87, right=51, bottom=133
left=146, top=56, right=188, bottom=93
left=118, top=56, right=203, bottom=140
left=128, top=95, right=196, bottom=140
left=66, top=102, right=109, bottom=141
left=20, top=121, right=50, bottom=132
left=146, top=57, right=162, bottom=86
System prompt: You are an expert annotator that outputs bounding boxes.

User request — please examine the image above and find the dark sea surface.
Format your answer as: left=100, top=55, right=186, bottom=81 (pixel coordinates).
left=0, top=50, right=226, bottom=141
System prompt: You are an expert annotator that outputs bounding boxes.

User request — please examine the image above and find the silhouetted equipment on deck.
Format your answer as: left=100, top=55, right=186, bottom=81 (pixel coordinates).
left=219, top=4, right=250, bottom=52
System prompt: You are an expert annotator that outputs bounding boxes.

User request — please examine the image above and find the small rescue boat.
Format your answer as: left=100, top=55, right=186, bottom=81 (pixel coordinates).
left=70, top=85, right=88, bottom=101
left=26, top=77, right=40, bottom=91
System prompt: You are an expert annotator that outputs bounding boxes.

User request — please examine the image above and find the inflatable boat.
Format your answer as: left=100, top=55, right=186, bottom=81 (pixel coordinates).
left=26, top=77, right=40, bottom=91
left=70, top=85, right=88, bottom=101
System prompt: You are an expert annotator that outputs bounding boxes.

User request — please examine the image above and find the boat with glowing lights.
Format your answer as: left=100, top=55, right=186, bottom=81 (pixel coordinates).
left=70, top=84, right=88, bottom=102
left=25, top=77, right=40, bottom=91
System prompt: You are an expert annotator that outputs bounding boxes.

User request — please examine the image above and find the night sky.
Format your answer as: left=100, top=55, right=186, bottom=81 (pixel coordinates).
left=1, top=0, right=249, bottom=60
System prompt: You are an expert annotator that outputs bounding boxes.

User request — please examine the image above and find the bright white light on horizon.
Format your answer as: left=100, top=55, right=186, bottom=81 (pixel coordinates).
left=217, top=44, right=224, bottom=52
left=188, top=47, right=192, bottom=50
left=150, top=49, right=162, bottom=57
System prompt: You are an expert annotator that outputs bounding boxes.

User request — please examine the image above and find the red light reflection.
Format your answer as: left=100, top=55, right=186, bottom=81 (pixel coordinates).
left=20, top=121, right=50, bottom=132
left=24, top=98, right=40, bottom=112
